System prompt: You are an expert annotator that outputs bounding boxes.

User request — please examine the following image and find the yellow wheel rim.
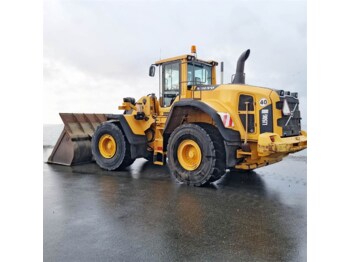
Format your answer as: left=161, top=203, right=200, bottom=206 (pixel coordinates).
left=98, top=134, right=117, bottom=159
left=177, top=139, right=202, bottom=171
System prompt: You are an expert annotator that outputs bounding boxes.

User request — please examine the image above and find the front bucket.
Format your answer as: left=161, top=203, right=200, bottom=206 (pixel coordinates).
left=47, top=113, right=107, bottom=166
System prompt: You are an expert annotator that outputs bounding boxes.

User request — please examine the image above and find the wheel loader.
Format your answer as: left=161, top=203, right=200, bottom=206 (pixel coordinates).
left=48, top=46, right=307, bottom=186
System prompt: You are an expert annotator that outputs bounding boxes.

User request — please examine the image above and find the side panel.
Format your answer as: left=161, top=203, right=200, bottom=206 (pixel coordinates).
left=198, top=84, right=275, bottom=140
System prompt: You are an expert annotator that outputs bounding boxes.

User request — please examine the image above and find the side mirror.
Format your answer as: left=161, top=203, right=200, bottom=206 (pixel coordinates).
left=149, top=65, right=156, bottom=77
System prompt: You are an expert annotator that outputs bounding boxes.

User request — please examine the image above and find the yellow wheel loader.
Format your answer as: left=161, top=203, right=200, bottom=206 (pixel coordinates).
left=48, top=46, right=307, bottom=186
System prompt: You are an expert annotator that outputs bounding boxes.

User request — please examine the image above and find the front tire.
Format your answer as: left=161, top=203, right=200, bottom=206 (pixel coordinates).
left=92, top=122, right=134, bottom=170
left=167, top=123, right=226, bottom=186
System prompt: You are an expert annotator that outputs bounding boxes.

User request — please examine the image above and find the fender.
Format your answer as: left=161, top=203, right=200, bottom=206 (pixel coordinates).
left=163, top=100, right=242, bottom=168
left=163, top=99, right=241, bottom=143
left=106, top=114, right=148, bottom=159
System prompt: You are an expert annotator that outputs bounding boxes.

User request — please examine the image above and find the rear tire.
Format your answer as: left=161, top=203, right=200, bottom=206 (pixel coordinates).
left=167, top=123, right=226, bottom=186
left=92, top=122, right=135, bottom=170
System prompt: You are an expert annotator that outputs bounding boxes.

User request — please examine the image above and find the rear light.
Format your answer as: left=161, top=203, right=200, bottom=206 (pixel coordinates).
left=282, top=99, right=291, bottom=115
left=270, top=136, right=275, bottom=142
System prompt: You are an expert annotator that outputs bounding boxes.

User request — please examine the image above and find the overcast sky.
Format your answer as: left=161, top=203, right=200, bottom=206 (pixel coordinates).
left=44, top=0, right=306, bottom=125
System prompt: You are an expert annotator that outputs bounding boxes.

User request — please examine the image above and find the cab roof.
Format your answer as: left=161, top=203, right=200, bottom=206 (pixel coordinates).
left=154, top=54, right=218, bottom=66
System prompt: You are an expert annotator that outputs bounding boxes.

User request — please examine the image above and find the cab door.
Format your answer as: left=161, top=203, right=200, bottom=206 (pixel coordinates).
left=161, top=61, right=180, bottom=107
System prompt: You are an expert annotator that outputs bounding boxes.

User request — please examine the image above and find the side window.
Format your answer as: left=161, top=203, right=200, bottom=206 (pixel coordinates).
left=187, top=63, right=212, bottom=86
left=162, top=62, right=180, bottom=107
left=238, top=95, right=255, bottom=133
left=239, top=95, right=254, bottom=111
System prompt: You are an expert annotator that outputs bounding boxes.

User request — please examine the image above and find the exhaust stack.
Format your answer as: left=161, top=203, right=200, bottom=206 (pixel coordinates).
left=232, top=49, right=250, bottom=84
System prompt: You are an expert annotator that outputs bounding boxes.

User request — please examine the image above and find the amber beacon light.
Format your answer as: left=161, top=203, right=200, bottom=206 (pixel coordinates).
left=191, top=45, right=197, bottom=54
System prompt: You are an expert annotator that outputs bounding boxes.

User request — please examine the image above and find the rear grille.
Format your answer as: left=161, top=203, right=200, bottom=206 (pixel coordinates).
left=277, top=96, right=302, bottom=137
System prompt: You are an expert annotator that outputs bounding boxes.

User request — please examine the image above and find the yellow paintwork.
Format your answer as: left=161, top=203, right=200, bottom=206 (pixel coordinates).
left=235, top=153, right=285, bottom=170
left=99, top=134, right=117, bottom=159
left=177, top=139, right=202, bottom=171
left=153, top=115, right=167, bottom=165
left=117, top=52, right=307, bottom=170
left=257, top=132, right=307, bottom=156
left=198, top=84, right=274, bottom=140
left=234, top=131, right=307, bottom=170
left=155, top=55, right=189, bottom=65
left=122, top=95, right=157, bottom=135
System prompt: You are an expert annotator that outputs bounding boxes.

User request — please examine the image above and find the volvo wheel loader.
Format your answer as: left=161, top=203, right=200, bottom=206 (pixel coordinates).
left=48, top=46, right=307, bottom=186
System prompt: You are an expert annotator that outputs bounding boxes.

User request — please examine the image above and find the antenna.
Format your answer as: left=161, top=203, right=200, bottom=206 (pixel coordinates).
left=220, top=62, right=224, bottom=84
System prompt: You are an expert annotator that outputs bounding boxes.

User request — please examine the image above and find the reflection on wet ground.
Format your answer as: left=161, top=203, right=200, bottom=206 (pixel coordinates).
left=43, top=148, right=306, bottom=262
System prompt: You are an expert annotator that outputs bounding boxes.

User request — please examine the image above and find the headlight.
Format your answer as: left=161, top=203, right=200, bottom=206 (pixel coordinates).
left=187, top=55, right=195, bottom=61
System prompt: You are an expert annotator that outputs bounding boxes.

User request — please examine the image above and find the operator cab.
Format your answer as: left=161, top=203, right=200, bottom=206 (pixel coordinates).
left=149, top=46, right=218, bottom=108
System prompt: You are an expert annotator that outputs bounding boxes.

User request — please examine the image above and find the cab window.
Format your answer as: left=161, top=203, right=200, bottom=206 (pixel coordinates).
left=187, top=63, right=212, bottom=85
left=162, top=62, right=180, bottom=107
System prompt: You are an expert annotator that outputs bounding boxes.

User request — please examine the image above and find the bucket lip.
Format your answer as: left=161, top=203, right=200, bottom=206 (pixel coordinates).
left=47, top=129, right=68, bottom=164
left=47, top=129, right=94, bottom=166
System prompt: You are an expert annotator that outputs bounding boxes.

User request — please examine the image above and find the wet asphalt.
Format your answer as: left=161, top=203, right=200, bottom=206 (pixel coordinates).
left=43, top=148, right=307, bottom=262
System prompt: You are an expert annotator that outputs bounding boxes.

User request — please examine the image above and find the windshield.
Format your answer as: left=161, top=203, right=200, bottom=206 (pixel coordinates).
left=187, top=63, right=212, bottom=85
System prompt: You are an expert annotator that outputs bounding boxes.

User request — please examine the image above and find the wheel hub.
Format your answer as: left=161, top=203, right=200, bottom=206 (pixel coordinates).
left=177, top=139, right=202, bottom=171
left=99, top=134, right=117, bottom=158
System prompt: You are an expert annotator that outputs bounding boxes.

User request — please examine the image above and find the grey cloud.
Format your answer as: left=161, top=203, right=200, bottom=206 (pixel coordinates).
left=44, top=0, right=306, bottom=124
